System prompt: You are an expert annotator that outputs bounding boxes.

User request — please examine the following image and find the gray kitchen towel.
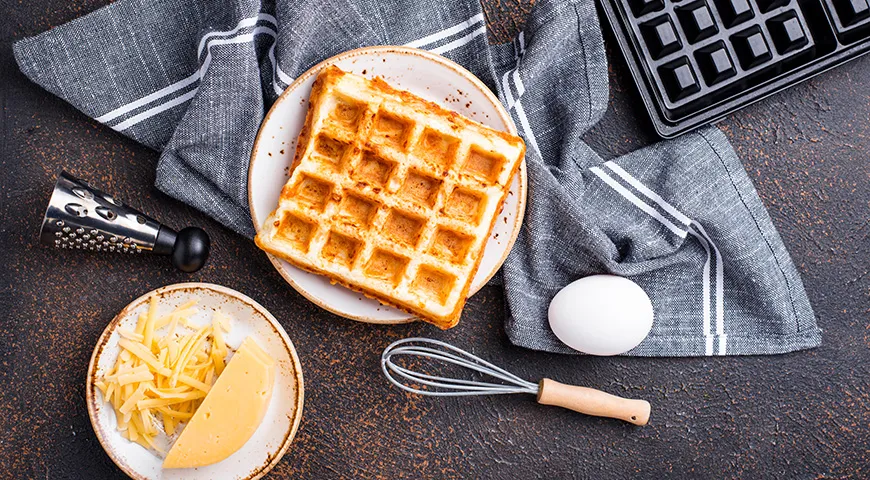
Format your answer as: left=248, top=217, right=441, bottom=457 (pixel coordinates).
left=14, top=0, right=822, bottom=355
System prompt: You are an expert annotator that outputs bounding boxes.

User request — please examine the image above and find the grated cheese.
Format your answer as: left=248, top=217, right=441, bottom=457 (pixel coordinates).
left=97, top=295, right=233, bottom=453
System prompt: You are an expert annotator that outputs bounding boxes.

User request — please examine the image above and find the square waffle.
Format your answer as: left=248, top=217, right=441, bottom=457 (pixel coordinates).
left=255, top=66, right=525, bottom=329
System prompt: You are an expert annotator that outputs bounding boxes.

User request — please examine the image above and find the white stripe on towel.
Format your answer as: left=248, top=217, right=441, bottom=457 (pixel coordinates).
left=589, top=167, right=689, bottom=237
left=599, top=162, right=727, bottom=355
left=404, top=13, right=485, bottom=49
left=197, top=13, right=277, bottom=58
left=268, top=42, right=282, bottom=96
left=500, top=69, right=515, bottom=112
left=693, top=222, right=725, bottom=348
left=501, top=32, right=540, bottom=154
left=101, top=12, right=486, bottom=126
left=689, top=224, right=714, bottom=356
left=276, top=65, right=294, bottom=87
left=94, top=72, right=199, bottom=123
left=428, top=25, right=488, bottom=55
left=112, top=88, right=199, bottom=131
left=96, top=14, right=276, bottom=124
left=114, top=26, right=277, bottom=130
left=513, top=101, right=540, bottom=155
left=605, top=163, right=692, bottom=225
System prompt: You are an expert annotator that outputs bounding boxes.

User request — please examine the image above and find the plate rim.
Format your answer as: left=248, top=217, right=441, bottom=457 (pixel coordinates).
left=248, top=45, right=527, bottom=324
left=85, top=282, right=305, bottom=480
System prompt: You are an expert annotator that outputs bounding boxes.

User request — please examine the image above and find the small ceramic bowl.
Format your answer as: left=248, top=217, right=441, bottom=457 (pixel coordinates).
left=86, top=283, right=304, bottom=480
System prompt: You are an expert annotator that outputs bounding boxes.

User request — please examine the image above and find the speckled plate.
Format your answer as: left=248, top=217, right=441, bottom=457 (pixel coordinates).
left=86, top=283, right=304, bottom=480
left=249, top=46, right=527, bottom=324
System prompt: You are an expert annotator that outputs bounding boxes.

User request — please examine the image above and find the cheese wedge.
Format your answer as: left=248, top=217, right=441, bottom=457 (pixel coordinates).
left=163, top=337, right=276, bottom=469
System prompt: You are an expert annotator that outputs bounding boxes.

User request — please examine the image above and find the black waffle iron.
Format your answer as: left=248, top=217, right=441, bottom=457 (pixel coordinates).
left=599, top=0, right=870, bottom=136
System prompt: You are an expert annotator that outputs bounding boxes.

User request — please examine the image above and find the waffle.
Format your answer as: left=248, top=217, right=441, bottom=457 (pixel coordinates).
left=255, top=65, right=525, bottom=329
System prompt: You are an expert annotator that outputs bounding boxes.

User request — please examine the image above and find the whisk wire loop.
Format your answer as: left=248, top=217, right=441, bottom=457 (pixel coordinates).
left=388, top=340, right=537, bottom=388
left=391, top=366, right=514, bottom=388
left=388, top=346, right=519, bottom=384
left=389, top=364, right=533, bottom=393
left=381, top=338, right=539, bottom=397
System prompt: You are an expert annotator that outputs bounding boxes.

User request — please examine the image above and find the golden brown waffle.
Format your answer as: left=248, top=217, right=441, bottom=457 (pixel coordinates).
left=255, top=65, right=525, bottom=329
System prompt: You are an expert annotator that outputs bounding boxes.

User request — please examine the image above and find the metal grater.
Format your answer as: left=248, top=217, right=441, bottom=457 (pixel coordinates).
left=39, top=171, right=210, bottom=272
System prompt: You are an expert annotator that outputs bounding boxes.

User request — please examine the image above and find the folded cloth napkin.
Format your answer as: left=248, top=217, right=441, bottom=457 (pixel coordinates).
left=15, top=0, right=822, bottom=355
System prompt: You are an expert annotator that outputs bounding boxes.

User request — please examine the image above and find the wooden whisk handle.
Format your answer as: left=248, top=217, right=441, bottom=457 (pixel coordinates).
left=536, top=379, right=651, bottom=426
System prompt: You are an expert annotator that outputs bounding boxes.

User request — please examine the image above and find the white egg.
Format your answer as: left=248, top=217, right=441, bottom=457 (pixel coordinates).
left=548, top=275, right=654, bottom=356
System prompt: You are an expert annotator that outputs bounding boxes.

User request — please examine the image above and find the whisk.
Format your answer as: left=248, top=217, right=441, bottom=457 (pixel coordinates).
left=381, top=338, right=651, bottom=426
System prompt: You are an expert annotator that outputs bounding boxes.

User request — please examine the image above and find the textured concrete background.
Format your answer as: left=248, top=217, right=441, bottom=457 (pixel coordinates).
left=1, top=0, right=868, bottom=478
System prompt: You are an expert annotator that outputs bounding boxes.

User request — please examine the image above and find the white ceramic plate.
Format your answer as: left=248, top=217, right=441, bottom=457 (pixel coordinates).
left=249, top=46, right=527, bottom=324
left=86, top=283, right=304, bottom=480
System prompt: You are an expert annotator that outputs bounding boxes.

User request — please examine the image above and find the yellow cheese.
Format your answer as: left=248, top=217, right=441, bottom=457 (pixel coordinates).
left=98, top=296, right=235, bottom=452
left=162, top=337, right=275, bottom=469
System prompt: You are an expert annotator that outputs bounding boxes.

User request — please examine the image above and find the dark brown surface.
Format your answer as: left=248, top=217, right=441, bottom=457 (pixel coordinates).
left=1, top=0, right=868, bottom=478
